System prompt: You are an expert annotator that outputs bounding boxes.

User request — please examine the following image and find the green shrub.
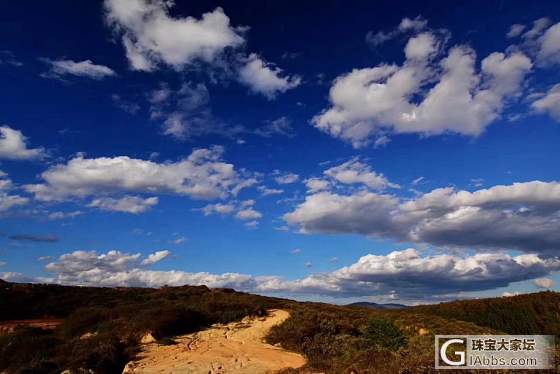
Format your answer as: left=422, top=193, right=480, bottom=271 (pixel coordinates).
left=363, top=317, right=408, bottom=351
left=0, top=327, right=61, bottom=373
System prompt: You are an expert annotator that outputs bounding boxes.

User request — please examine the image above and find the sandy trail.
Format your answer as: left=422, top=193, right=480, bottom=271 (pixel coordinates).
left=123, top=309, right=306, bottom=374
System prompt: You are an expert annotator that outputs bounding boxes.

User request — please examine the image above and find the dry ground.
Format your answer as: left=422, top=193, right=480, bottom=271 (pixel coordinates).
left=123, top=309, right=306, bottom=374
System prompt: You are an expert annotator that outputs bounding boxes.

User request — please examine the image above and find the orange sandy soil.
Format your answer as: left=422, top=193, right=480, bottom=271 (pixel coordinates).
left=123, top=309, right=306, bottom=374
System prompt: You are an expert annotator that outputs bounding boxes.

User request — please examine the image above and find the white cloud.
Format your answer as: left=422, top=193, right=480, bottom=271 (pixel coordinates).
left=537, top=22, right=560, bottom=65
left=532, top=84, right=560, bottom=121
left=89, top=196, right=158, bottom=214
left=141, top=250, right=170, bottom=265
left=305, top=178, right=330, bottom=193
left=11, top=247, right=560, bottom=300
left=257, top=249, right=560, bottom=300
left=534, top=277, right=554, bottom=289
left=238, top=54, right=301, bottom=99
left=47, top=210, right=83, bottom=220
left=324, top=158, right=399, bottom=190
left=314, top=29, right=532, bottom=147
left=366, top=16, right=427, bottom=47
left=41, top=59, right=116, bottom=79
left=202, top=199, right=262, bottom=224
left=44, top=249, right=257, bottom=289
left=0, top=171, right=28, bottom=212
left=285, top=190, right=399, bottom=236
left=0, top=192, right=28, bottom=212
left=516, top=18, right=560, bottom=66
left=398, top=16, right=428, bottom=32
left=285, top=181, right=560, bottom=256
left=412, top=176, right=425, bottom=186
left=274, top=171, right=299, bottom=184
left=235, top=206, right=262, bottom=221
left=522, top=18, right=552, bottom=41
left=172, top=236, right=187, bottom=245
left=258, top=186, right=283, bottom=196
left=25, top=146, right=250, bottom=202
left=104, top=0, right=244, bottom=71
left=507, top=24, right=526, bottom=38
left=0, top=126, right=45, bottom=160
left=201, top=202, right=236, bottom=216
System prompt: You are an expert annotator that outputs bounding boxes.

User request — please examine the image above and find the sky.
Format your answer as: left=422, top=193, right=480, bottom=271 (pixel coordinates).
left=1, top=0, right=560, bottom=304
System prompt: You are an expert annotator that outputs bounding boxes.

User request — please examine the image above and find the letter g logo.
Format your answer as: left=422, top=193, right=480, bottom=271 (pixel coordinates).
left=440, top=338, right=466, bottom=366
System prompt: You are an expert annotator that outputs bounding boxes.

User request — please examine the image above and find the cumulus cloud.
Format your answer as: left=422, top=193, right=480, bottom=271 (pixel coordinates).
left=89, top=196, right=158, bottom=214
left=257, top=186, right=283, bottom=196
left=235, top=206, right=262, bottom=221
left=0, top=193, right=28, bottom=213
left=201, top=202, right=236, bottom=216
left=507, top=24, right=526, bottom=38
left=104, top=0, right=244, bottom=71
left=141, top=250, right=170, bottom=265
left=536, top=22, right=560, bottom=65
left=238, top=54, right=301, bottom=99
left=44, top=249, right=257, bottom=289
left=366, top=16, right=427, bottom=47
left=0, top=171, right=28, bottom=213
left=47, top=210, right=83, bottom=220
left=274, top=171, right=299, bottom=184
left=41, top=58, right=116, bottom=79
left=25, top=146, right=250, bottom=202
left=532, top=84, right=560, bottom=120
left=534, top=277, right=554, bottom=289
left=0, top=126, right=45, bottom=160
left=305, top=178, right=330, bottom=193
left=315, top=27, right=532, bottom=147
left=513, top=18, right=560, bottom=66
left=202, top=199, right=262, bottom=225
left=285, top=181, right=560, bottom=256
left=324, top=158, right=399, bottom=190
left=36, top=248, right=560, bottom=300
left=522, top=18, right=552, bottom=41
left=257, top=249, right=560, bottom=299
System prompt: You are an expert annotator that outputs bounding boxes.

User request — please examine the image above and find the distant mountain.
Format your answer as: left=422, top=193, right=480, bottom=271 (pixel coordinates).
left=346, top=301, right=408, bottom=310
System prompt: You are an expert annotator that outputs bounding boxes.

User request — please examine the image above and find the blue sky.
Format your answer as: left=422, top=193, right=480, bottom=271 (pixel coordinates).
left=1, top=0, right=560, bottom=303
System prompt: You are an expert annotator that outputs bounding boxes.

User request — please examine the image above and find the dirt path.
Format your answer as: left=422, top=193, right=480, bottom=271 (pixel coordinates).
left=0, top=319, right=63, bottom=333
left=123, top=309, right=306, bottom=374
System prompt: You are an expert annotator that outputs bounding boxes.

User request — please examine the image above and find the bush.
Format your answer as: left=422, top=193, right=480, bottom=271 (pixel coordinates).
left=0, top=327, right=61, bottom=373
left=64, top=333, right=130, bottom=373
left=363, top=317, right=408, bottom=351
left=131, top=305, right=207, bottom=339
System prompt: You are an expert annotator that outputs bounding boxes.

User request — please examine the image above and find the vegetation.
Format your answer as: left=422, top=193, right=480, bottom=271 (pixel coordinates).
left=415, top=291, right=560, bottom=336
left=1, top=280, right=559, bottom=373
left=0, top=282, right=286, bottom=373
